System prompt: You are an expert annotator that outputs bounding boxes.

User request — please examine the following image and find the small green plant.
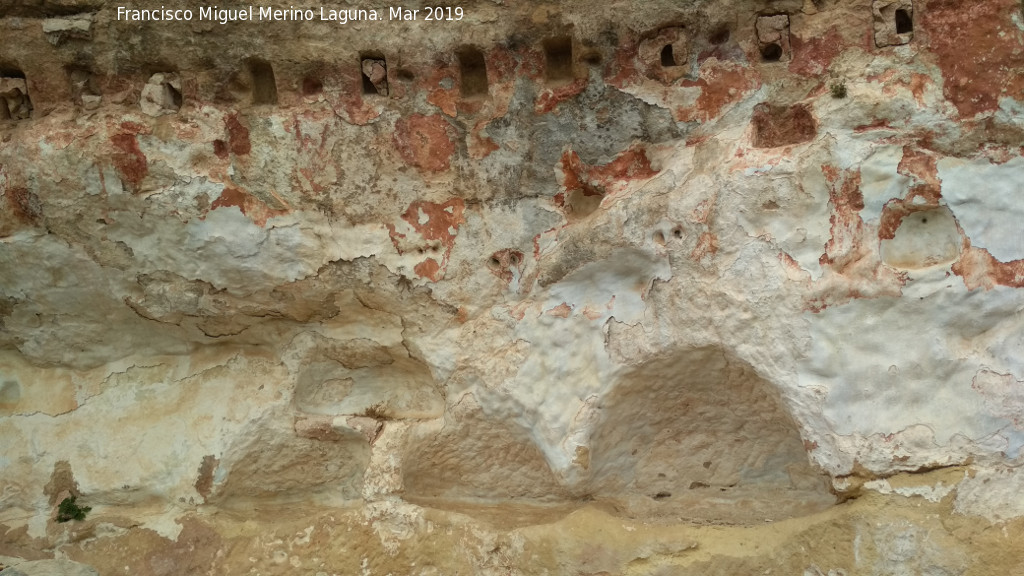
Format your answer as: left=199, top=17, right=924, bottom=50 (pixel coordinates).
left=830, top=81, right=848, bottom=99
left=56, top=496, right=91, bottom=523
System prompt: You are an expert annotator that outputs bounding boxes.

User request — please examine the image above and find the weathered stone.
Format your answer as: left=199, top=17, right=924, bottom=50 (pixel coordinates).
left=873, top=0, right=914, bottom=47
left=0, top=0, right=1023, bottom=572
left=40, top=15, right=91, bottom=45
left=138, top=73, right=181, bottom=116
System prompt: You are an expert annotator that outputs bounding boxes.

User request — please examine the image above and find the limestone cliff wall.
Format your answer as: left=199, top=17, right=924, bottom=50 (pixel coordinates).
left=1, top=0, right=1023, bottom=574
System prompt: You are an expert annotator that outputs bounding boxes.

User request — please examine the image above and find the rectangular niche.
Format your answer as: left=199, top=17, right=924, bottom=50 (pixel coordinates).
left=247, top=58, right=278, bottom=105
left=457, top=46, right=488, bottom=98
left=0, top=70, right=32, bottom=121
left=360, top=52, right=388, bottom=96
left=873, top=0, right=914, bottom=47
left=755, top=15, right=791, bottom=63
left=543, top=36, right=574, bottom=84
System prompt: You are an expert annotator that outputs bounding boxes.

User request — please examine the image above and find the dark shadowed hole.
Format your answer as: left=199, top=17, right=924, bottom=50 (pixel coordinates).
left=543, top=36, right=574, bottom=82
left=660, top=44, right=675, bottom=67
left=895, top=9, right=913, bottom=34
left=247, top=59, right=277, bottom=105
left=709, top=27, right=730, bottom=45
left=360, top=52, right=387, bottom=96
left=581, top=50, right=603, bottom=66
left=761, top=43, right=783, bottom=62
left=166, top=82, right=182, bottom=109
left=302, top=76, right=323, bottom=96
left=396, top=68, right=415, bottom=82
left=457, top=46, right=488, bottom=98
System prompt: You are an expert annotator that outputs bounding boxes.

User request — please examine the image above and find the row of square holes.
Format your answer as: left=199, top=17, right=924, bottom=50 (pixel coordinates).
left=2, top=5, right=916, bottom=119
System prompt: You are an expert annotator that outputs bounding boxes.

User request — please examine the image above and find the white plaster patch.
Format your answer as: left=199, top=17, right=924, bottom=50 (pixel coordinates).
left=954, top=466, right=1024, bottom=523
left=799, top=268, right=1024, bottom=471
left=544, top=249, right=669, bottom=325
left=863, top=477, right=958, bottom=502
left=859, top=145, right=910, bottom=220
left=939, top=156, right=1024, bottom=262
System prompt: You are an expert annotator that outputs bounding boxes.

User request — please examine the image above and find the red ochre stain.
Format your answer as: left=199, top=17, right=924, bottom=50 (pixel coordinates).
left=414, top=258, right=442, bottom=282
left=679, top=63, right=760, bottom=123
left=6, top=187, right=40, bottom=224
left=559, top=146, right=658, bottom=196
left=751, top=103, right=817, bottom=149
left=213, top=139, right=229, bottom=159
left=535, top=78, right=588, bottom=114
left=854, top=119, right=894, bottom=133
left=110, top=132, right=148, bottom=186
left=922, top=0, right=1024, bottom=118
left=820, top=168, right=865, bottom=269
left=789, top=27, right=844, bottom=77
left=606, top=39, right=640, bottom=89
left=225, top=114, right=251, bottom=155
left=424, top=67, right=459, bottom=117
left=952, top=245, right=1024, bottom=290
left=393, top=114, right=457, bottom=172
left=690, top=232, right=719, bottom=261
left=388, top=198, right=466, bottom=281
left=210, top=187, right=286, bottom=227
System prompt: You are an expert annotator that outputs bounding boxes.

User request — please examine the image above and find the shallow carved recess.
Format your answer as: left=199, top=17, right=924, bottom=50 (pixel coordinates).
left=206, top=413, right=370, bottom=508
left=290, top=333, right=445, bottom=420
left=584, top=347, right=834, bottom=523
left=402, top=398, right=572, bottom=511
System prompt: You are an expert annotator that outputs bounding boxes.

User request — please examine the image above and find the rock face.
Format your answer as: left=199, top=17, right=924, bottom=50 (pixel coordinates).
left=1, top=0, right=1024, bottom=573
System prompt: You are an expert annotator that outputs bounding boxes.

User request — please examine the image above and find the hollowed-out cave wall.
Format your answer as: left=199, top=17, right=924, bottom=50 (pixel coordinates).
left=2, top=0, right=1024, bottom=574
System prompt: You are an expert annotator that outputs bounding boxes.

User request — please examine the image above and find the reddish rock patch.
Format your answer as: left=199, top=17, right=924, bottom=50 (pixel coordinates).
left=690, top=232, right=719, bottom=261
left=224, top=114, right=251, bottom=155
left=953, top=245, right=1024, bottom=290
left=679, top=62, right=761, bottom=123
left=212, top=139, right=229, bottom=159
left=897, top=146, right=942, bottom=199
left=209, top=187, right=287, bottom=227
left=400, top=198, right=465, bottom=247
left=751, top=103, right=817, bottom=148
left=194, top=455, right=219, bottom=503
left=393, top=114, right=457, bottom=172
left=606, top=39, right=641, bottom=89
left=820, top=168, right=866, bottom=270
left=535, top=78, right=588, bottom=114
left=424, top=67, right=459, bottom=117
left=922, top=0, right=1024, bottom=118
left=414, top=258, right=442, bottom=282
left=546, top=302, right=573, bottom=318
left=559, top=146, right=658, bottom=196
left=855, top=119, right=894, bottom=133
left=388, top=198, right=466, bottom=281
left=6, top=187, right=41, bottom=224
left=110, top=132, right=148, bottom=186
left=789, top=26, right=844, bottom=77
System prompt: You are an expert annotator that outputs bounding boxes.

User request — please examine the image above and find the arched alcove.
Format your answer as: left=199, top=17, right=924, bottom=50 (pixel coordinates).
left=585, top=347, right=834, bottom=522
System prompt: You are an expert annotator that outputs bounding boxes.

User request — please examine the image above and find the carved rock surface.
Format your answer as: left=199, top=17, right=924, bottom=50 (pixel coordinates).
left=1, top=0, right=1024, bottom=573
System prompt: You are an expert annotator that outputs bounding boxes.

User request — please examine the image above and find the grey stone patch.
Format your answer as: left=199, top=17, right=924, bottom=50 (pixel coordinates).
left=0, top=559, right=100, bottom=576
left=482, top=71, right=686, bottom=200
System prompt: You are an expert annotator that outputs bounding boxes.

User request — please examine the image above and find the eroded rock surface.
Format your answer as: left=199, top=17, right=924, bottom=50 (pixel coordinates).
left=2, top=0, right=1024, bottom=573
